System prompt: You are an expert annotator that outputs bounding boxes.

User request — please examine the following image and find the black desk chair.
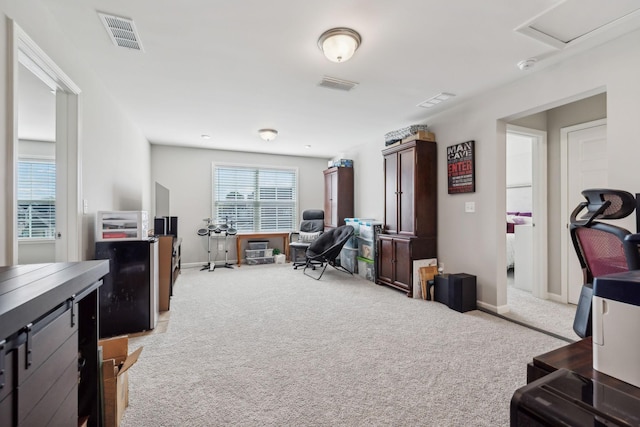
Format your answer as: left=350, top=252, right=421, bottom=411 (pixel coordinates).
left=289, top=209, right=324, bottom=269
left=303, top=225, right=355, bottom=280
left=569, top=188, right=640, bottom=338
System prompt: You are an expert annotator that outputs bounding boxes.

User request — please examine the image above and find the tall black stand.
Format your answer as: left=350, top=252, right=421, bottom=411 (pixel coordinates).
left=201, top=232, right=215, bottom=272
left=222, top=232, right=234, bottom=269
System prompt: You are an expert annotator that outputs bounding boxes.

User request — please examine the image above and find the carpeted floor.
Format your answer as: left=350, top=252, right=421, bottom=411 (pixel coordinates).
left=504, top=269, right=577, bottom=341
left=121, top=264, right=566, bottom=427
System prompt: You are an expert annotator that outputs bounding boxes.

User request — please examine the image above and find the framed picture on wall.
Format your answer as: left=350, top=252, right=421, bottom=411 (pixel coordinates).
left=447, top=140, right=475, bottom=194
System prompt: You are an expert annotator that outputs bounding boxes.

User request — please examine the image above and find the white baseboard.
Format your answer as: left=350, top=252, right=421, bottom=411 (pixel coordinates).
left=477, top=300, right=511, bottom=314
left=546, top=292, right=566, bottom=303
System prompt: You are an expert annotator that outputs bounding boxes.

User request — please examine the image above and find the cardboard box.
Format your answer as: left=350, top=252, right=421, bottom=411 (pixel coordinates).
left=401, top=130, right=436, bottom=143
left=100, top=336, right=143, bottom=427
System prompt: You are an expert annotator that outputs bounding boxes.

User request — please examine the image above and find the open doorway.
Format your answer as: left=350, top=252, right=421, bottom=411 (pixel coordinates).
left=9, top=21, right=82, bottom=264
left=500, top=92, right=607, bottom=341
left=16, top=62, right=57, bottom=263
left=502, top=126, right=574, bottom=338
left=505, top=130, right=534, bottom=292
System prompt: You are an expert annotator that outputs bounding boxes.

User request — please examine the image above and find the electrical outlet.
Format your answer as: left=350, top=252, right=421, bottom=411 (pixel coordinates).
left=83, top=199, right=88, bottom=214
left=465, top=201, right=475, bottom=213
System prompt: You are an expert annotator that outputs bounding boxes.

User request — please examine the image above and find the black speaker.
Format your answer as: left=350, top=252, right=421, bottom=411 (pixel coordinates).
left=154, top=216, right=178, bottom=237
left=434, top=274, right=450, bottom=305
left=434, top=273, right=477, bottom=312
left=449, top=273, right=476, bottom=312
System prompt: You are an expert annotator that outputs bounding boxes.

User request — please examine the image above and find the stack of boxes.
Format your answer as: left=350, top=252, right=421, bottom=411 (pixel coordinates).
left=342, top=218, right=383, bottom=281
left=327, top=158, right=354, bottom=168
left=245, top=241, right=274, bottom=264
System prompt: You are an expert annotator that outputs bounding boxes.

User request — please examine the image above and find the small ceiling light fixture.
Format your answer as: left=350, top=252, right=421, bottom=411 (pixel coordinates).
left=201, top=134, right=211, bottom=140
left=304, top=145, right=311, bottom=149
left=517, top=58, right=537, bottom=71
left=318, top=28, right=361, bottom=63
left=417, top=92, right=456, bottom=109
left=258, top=128, right=278, bottom=141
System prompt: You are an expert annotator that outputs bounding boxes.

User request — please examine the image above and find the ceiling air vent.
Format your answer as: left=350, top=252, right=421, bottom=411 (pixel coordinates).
left=98, top=12, right=144, bottom=51
left=318, top=76, right=358, bottom=91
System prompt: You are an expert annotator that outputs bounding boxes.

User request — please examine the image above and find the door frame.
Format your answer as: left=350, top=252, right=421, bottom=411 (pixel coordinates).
left=506, top=125, right=548, bottom=300
left=559, top=118, right=607, bottom=303
left=8, top=21, right=82, bottom=263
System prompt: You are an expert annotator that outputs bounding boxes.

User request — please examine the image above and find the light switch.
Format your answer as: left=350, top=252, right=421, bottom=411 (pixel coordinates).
left=465, top=201, right=475, bottom=213
left=83, top=199, right=89, bottom=214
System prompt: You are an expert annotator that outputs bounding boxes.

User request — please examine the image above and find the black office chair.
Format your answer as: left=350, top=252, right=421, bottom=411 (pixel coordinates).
left=569, top=188, right=640, bottom=338
left=289, top=209, right=325, bottom=269
left=303, top=225, right=355, bottom=280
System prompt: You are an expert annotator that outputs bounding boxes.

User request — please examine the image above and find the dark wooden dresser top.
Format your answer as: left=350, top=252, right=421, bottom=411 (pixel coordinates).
left=0, top=261, right=109, bottom=338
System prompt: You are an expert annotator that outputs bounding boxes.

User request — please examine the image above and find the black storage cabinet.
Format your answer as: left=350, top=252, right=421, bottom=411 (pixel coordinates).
left=96, top=238, right=158, bottom=338
left=0, top=261, right=108, bottom=427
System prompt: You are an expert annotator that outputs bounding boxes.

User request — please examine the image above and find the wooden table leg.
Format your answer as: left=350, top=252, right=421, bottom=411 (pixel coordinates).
left=283, top=235, right=290, bottom=262
left=236, top=238, right=242, bottom=267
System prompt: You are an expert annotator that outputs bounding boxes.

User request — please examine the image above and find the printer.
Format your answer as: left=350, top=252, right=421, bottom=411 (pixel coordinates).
left=593, top=270, right=640, bottom=388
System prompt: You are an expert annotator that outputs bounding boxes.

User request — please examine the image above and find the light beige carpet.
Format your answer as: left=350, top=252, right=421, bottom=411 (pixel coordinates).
left=505, top=285, right=577, bottom=341
left=122, top=264, right=565, bottom=426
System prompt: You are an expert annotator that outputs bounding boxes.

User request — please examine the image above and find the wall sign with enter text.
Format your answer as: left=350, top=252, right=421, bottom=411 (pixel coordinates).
left=447, top=140, right=475, bottom=194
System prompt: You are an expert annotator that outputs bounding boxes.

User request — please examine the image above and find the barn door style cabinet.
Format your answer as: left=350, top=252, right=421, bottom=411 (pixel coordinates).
left=0, top=261, right=109, bottom=427
left=377, top=139, right=437, bottom=296
left=323, top=166, right=354, bottom=229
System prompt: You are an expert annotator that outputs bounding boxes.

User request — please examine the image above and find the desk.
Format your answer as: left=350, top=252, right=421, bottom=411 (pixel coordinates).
left=528, top=337, right=640, bottom=399
left=235, top=232, right=290, bottom=266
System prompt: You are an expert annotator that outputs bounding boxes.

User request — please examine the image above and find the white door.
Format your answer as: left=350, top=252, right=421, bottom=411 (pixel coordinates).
left=506, top=126, right=548, bottom=300
left=565, top=120, right=607, bottom=304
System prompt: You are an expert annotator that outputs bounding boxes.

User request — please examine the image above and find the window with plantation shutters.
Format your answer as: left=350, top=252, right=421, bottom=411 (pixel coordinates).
left=17, top=160, right=56, bottom=239
left=213, top=164, right=297, bottom=232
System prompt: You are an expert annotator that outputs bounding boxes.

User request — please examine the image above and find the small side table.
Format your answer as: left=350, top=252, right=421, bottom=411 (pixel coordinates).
left=434, top=273, right=477, bottom=312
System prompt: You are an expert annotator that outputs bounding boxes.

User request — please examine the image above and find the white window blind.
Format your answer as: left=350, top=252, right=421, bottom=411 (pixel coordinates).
left=17, top=160, right=56, bottom=239
left=213, top=164, right=297, bottom=232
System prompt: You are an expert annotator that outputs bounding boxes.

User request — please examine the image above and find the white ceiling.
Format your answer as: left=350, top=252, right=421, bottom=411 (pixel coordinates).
left=24, top=0, right=640, bottom=158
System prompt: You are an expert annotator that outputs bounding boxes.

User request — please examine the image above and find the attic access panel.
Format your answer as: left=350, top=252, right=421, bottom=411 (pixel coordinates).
left=516, top=0, right=640, bottom=49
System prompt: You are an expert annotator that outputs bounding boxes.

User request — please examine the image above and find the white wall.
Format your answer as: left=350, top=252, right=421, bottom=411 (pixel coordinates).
left=350, top=29, right=640, bottom=310
left=151, top=145, right=328, bottom=265
left=0, top=2, right=152, bottom=264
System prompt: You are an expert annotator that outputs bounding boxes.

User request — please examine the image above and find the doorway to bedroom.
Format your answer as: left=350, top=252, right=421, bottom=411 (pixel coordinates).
left=500, top=92, right=607, bottom=341
left=505, top=126, right=547, bottom=300
left=503, top=126, right=576, bottom=338
left=506, top=130, right=534, bottom=292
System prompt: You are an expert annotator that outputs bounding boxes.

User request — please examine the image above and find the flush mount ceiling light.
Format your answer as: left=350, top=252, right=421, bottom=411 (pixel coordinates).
left=258, top=128, right=278, bottom=141
left=417, top=92, right=456, bottom=109
left=318, top=28, right=361, bottom=63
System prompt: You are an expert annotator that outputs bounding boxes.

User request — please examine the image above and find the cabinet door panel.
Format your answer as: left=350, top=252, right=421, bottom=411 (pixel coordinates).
left=377, top=237, right=394, bottom=284
left=330, top=172, right=338, bottom=227
left=398, top=147, right=415, bottom=235
left=384, top=153, right=398, bottom=233
left=324, top=172, right=333, bottom=227
left=0, top=392, right=13, bottom=427
left=394, top=239, right=412, bottom=290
